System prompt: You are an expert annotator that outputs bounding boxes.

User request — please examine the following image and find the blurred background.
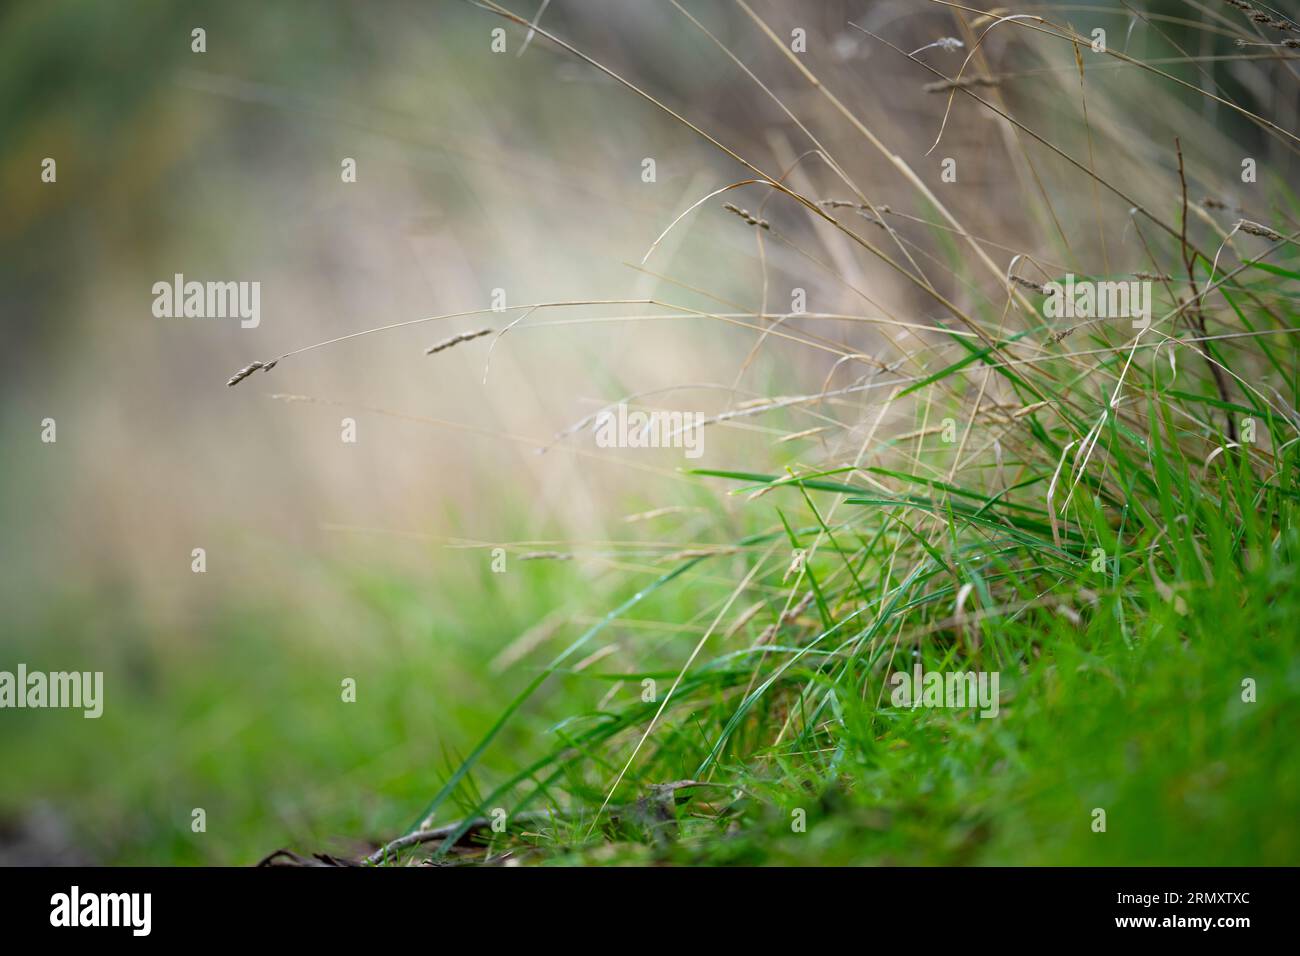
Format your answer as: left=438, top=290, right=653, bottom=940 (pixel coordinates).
left=0, top=0, right=1291, bottom=863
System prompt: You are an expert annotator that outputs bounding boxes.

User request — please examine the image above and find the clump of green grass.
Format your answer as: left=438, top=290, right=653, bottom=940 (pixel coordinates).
left=226, top=1, right=1300, bottom=866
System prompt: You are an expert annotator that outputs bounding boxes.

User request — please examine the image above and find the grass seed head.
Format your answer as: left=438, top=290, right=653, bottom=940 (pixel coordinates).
left=425, top=328, right=494, bottom=355
left=226, top=360, right=276, bottom=388
left=1237, top=219, right=1284, bottom=241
